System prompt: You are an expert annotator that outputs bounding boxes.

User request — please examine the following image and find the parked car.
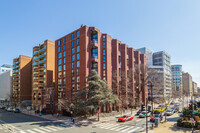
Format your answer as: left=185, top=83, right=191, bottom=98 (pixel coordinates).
left=166, top=109, right=173, bottom=116
left=170, top=107, right=176, bottom=113
left=154, top=107, right=165, bottom=112
left=139, top=111, right=151, bottom=118
left=118, top=115, right=134, bottom=122
left=7, top=107, right=13, bottom=112
left=14, top=108, right=20, bottom=113
left=136, top=110, right=142, bottom=115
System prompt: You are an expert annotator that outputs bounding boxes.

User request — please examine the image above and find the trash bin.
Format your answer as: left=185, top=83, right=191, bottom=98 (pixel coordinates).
left=155, top=118, right=160, bottom=127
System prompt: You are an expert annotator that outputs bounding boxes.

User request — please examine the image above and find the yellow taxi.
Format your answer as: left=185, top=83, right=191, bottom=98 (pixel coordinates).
left=154, top=107, right=165, bottom=112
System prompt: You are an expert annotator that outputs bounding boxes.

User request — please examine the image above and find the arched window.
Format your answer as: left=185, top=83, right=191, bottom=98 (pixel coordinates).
left=33, top=93, right=36, bottom=100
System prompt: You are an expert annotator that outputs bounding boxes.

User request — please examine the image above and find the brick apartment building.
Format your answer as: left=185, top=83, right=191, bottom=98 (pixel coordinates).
left=12, top=55, right=32, bottom=106
left=32, top=40, right=55, bottom=111
left=55, top=25, right=148, bottom=113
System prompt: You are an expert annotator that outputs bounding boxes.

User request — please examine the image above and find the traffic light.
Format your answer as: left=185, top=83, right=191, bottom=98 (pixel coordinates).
left=189, top=104, right=192, bottom=110
left=141, top=104, right=145, bottom=111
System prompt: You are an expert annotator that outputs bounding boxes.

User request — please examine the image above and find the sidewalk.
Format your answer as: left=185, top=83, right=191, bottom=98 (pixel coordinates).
left=21, top=108, right=139, bottom=126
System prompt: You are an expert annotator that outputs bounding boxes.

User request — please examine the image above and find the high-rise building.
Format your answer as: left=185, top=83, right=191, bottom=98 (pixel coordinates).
left=12, top=55, right=32, bottom=106
left=32, top=40, right=55, bottom=111
left=137, top=48, right=172, bottom=100
left=0, top=65, right=12, bottom=101
left=0, top=64, right=12, bottom=74
left=171, top=65, right=183, bottom=98
left=192, top=81, right=198, bottom=94
left=182, top=72, right=193, bottom=97
left=55, top=25, right=148, bottom=113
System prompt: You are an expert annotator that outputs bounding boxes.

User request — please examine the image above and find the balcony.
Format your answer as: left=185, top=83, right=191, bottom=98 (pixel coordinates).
left=33, top=67, right=38, bottom=72
left=38, top=59, right=46, bottom=64
left=33, top=83, right=38, bottom=87
left=33, top=62, right=39, bottom=66
left=33, top=78, right=38, bottom=82
left=33, top=72, right=39, bottom=76
left=38, top=83, right=44, bottom=87
left=39, top=53, right=46, bottom=59
left=13, top=69, right=20, bottom=74
left=38, top=66, right=45, bottom=71
left=13, top=65, right=20, bottom=70
left=39, top=71, right=45, bottom=76
left=13, top=81, right=19, bottom=86
left=33, top=57, right=39, bottom=61
left=39, top=46, right=46, bottom=54
left=33, top=51, right=39, bottom=56
left=13, top=61, right=20, bottom=66
left=91, top=40, right=98, bottom=47
left=38, top=77, right=44, bottom=81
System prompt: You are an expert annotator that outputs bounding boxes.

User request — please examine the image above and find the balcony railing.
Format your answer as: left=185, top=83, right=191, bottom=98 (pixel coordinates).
left=39, top=53, right=46, bottom=59
left=33, top=51, right=39, bottom=56
left=38, top=59, right=46, bottom=64
left=13, top=61, right=20, bottom=66
left=33, top=57, right=39, bottom=61
left=13, top=69, right=20, bottom=73
left=13, top=65, right=20, bottom=70
left=33, top=62, right=39, bottom=66
left=39, top=46, right=46, bottom=53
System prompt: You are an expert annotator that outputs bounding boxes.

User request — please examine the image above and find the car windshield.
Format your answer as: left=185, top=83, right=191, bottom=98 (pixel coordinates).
left=122, top=116, right=127, bottom=118
left=142, top=112, right=146, bottom=115
left=167, top=110, right=171, bottom=112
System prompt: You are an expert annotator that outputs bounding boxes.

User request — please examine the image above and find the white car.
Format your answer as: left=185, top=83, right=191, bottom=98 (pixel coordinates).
left=166, top=109, right=173, bottom=116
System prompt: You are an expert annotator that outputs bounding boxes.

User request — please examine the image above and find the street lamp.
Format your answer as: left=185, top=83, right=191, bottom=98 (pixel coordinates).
left=148, top=81, right=154, bottom=129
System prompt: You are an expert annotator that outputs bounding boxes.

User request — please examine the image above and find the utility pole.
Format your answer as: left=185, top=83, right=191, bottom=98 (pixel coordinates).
left=146, top=98, right=148, bottom=133
left=150, top=82, right=154, bottom=129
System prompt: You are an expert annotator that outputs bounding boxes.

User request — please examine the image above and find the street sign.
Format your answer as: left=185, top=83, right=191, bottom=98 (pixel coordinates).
left=190, top=118, right=194, bottom=123
left=150, top=115, right=155, bottom=119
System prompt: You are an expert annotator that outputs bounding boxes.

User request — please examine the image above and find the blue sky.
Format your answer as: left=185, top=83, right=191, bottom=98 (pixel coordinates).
left=0, top=0, right=200, bottom=85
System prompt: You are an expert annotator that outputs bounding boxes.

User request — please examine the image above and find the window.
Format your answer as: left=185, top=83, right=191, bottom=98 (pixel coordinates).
left=58, top=59, right=62, bottom=65
left=103, top=63, right=106, bottom=69
left=63, top=71, right=66, bottom=77
left=91, top=48, right=98, bottom=58
left=77, top=31, right=80, bottom=37
left=77, top=46, right=80, bottom=52
left=77, top=53, right=80, bottom=60
left=103, top=35, right=106, bottom=41
left=63, top=51, right=66, bottom=57
left=38, top=93, right=41, bottom=100
left=103, top=49, right=106, bottom=55
left=71, top=41, right=74, bottom=47
left=72, top=48, right=75, bottom=54
left=58, top=53, right=62, bottom=58
left=63, top=38, right=66, bottom=43
left=58, top=66, right=62, bottom=71
left=103, top=42, right=106, bottom=48
left=91, top=62, right=98, bottom=72
left=77, top=76, right=80, bottom=83
left=77, top=69, right=79, bottom=75
left=58, top=79, right=62, bottom=84
left=77, top=84, right=80, bottom=90
left=63, top=44, right=66, bottom=50
left=103, top=56, right=106, bottom=62
left=103, top=70, right=106, bottom=76
left=63, top=65, right=66, bottom=70
left=58, top=72, right=62, bottom=78
left=72, top=55, right=75, bottom=61
left=63, top=79, right=66, bottom=84
left=33, top=93, right=36, bottom=100
left=72, top=33, right=74, bottom=39
left=77, top=61, right=80, bottom=67
left=72, top=62, right=75, bottom=68
left=72, top=70, right=74, bottom=76
left=58, top=40, right=62, bottom=45
left=76, top=38, right=79, bottom=45
left=91, top=30, right=98, bottom=43
left=63, top=58, right=66, bottom=64
left=58, top=47, right=61, bottom=52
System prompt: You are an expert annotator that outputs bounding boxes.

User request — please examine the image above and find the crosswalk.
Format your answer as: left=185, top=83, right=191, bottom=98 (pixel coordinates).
left=95, top=123, right=145, bottom=133
left=16, top=125, right=71, bottom=133
left=94, top=119, right=154, bottom=133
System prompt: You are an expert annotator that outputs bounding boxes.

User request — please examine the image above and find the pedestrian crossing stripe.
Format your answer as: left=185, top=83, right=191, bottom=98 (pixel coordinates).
left=17, top=125, right=69, bottom=133
left=95, top=123, right=145, bottom=133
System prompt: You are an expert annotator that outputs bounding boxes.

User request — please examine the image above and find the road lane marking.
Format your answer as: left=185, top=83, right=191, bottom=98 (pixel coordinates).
left=127, top=127, right=140, bottom=133
left=32, top=128, right=46, bottom=133
left=26, top=130, right=37, bottom=133
left=38, top=127, right=52, bottom=132
left=115, top=126, right=129, bottom=131
left=44, top=126, right=58, bottom=131
left=121, top=126, right=137, bottom=132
